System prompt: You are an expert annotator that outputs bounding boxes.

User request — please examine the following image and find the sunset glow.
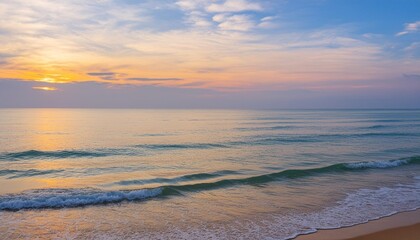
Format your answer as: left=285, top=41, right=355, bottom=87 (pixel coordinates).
left=1, top=0, right=419, bottom=108
left=1, top=1, right=420, bottom=238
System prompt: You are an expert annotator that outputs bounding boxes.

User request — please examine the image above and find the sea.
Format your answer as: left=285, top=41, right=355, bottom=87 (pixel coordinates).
left=0, top=109, right=419, bottom=239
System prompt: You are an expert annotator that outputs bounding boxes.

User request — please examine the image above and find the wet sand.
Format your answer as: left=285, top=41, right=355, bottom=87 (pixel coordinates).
left=295, top=209, right=420, bottom=240
left=347, top=223, right=420, bottom=240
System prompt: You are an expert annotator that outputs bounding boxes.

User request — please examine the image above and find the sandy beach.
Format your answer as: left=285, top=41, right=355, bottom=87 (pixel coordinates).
left=348, top=223, right=420, bottom=240
left=295, top=209, right=420, bottom=240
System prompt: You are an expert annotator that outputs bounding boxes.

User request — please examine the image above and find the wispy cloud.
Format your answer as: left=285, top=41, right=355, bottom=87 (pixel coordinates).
left=404, top=42, right=420, bottom=52
left=258, top=16, right=277, bottom=29
left=126, top=77, right=182, bottom=82
left=217, top=14, right=255, bottom=31
left=403, top=74, right=420, bottom=80
left=176, top=0, right=206, bottom=11
left=0, top=0, right=419, bottom=94
left=396, top=21, right=420, bottom=36
left=206, top=0, right=262, bottom=13
left=185, top=10, right=213, bottom=27
left=87, top=72, right=119, bottom=81
left=176, top=0, right=269, bottom=32
left=87, top=72, right=116, bottom=76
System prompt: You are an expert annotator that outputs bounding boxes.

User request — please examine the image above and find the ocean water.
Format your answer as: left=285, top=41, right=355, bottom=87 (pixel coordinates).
left=0, top=109, right=419, bottom=239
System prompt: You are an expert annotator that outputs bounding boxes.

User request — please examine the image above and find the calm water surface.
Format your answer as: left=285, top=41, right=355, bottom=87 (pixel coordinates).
left=0, top=109, right=419, bottom=239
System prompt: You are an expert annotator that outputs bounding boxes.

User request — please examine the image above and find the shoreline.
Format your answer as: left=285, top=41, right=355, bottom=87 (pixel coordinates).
left=294, top=209, right=420, bottom=240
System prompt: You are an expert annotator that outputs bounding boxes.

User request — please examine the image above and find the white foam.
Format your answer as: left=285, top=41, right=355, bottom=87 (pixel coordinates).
left=1, top=178, right=419, bottom=239
left=345, top=159, right=410, bottom=169
left=0, top=188, right=162, bottom=211
left=131, top=177, right=420, bottom=239
left=13, top=177, right=419, bottom=240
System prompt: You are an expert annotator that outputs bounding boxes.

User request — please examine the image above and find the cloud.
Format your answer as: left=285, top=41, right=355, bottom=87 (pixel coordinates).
left=178, top=81, right=209, bottom=87
left=176, top=0, right=212, bottom=28
left=212, top=13, right=227, bottom=23
left=2, top=0, right=420, bottom=94
left=404, top=42, right=420, bottom=52
left=396, top=21, right=420, bottom=36
left=87, top=72, right=116, bottom=76
left=258, top=16, right=277, bottom=29
left=87, top=73, right=183, bottom=82
left=126, top=77, right=183, bottom=81
left=217, top=14, right=255, bottom=31
left=362, top=33, right=383, bottom=39
left=212, top=13, right=261, bottom=31
left=176, top=0, right=265, bottom=31
left=87, top=72, right=118, bottom=81
left=403, top=74, right=420, bottom=80
left=196, top=67, right=226, bottom=73
left=206, top=0, right=262, bottom=13
left=0, top=52, right=13, bottom=66
left=261, top=16, right=275, bottom=22
left=406, top=21, right=420, bottom=31
left=186, top=11, right=213, bottom=27
left=176, top=0, right=207, bottom=11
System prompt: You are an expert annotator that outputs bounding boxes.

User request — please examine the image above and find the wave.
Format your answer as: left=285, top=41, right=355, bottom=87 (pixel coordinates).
left=0, top=144, right=229, bottom=161
left=1, top=156, right=418, bottom=211
left=160, top=156, right=420, bottom=193
left=345, top=158, right=413, bottom=169
left=0, top=169, right=64, bottom=179
left=0, top=144, right=230, bottom=161
left=367, top=119, right=405, bottom=123
left=2, top=130, right=419, bottom=161
left=249, top=132, right=420, bottom=145
left=0, top=149, right=117, bottom=160
left=363, top=124, right=388, bottom=129
left=353, top=119, right=413, bottom=123
left=115, top=157, right=419, bottom=190
left=361, top=123, right=420, bottom=130
left=136, top=143, right=230, bottom=150
left=0, top=148, right=112, bottom=161
left=0, top=188, right=162, bottom=211
left=115, top=170, right=239, bottom=186
left=234, top=125, right=295, bottom=131
left=138, top=178, right=420, bottom=240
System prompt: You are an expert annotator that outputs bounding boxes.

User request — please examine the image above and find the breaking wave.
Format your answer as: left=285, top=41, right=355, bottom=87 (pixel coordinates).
left=1, top=156, right=418, bottom=211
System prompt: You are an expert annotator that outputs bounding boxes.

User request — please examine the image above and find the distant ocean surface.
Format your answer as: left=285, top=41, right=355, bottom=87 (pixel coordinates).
left=0, top=109, right=419, bottom=239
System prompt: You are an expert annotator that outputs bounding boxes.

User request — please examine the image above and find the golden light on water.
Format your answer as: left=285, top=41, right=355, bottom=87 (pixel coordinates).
left=32, top=86, right=58, bottom=91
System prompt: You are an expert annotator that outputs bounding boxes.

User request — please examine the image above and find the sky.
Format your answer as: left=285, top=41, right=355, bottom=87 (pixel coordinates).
left=0, top=0, right=419, bottom=108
